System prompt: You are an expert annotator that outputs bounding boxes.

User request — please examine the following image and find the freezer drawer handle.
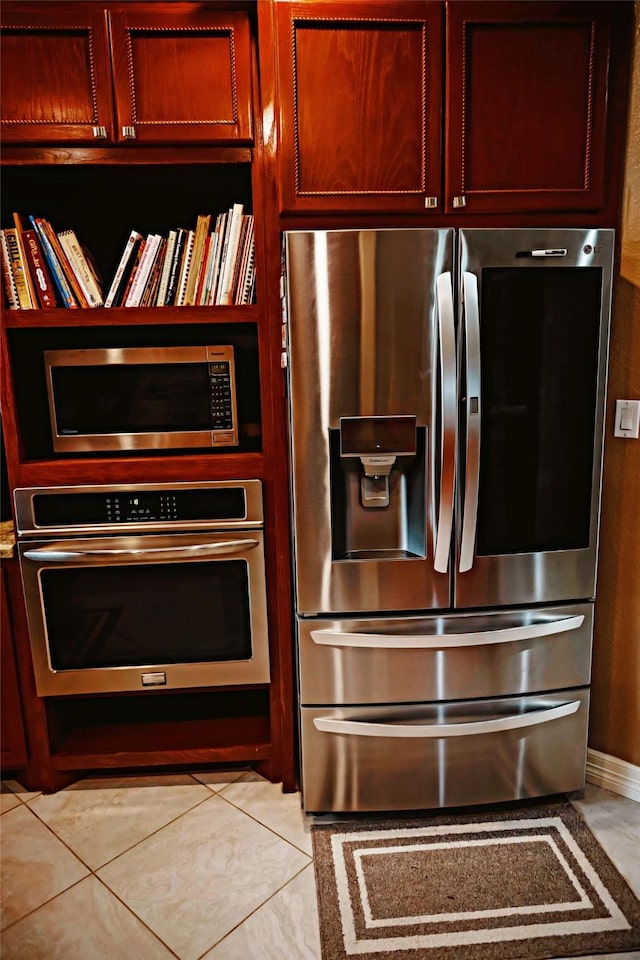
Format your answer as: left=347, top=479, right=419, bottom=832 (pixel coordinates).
left=434, top=272, right=457, bottom=573
left=313, top=700, right=581, bottom=738
left=310, top=614, right=584, bottom=649
left=23, top=539, right=260, bottom=562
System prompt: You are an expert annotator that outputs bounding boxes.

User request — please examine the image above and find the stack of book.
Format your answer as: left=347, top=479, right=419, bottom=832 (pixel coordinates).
left=104, top=205, right=256, bottom=308
left=0, top=204, right=256, bottom=310
left=0, top=213, right=103, bottom=310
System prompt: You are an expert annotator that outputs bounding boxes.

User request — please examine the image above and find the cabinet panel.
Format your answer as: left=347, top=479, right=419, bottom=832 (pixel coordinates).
left=1, top=563, right=28, bottom=770
left=276, top=1, right=443, bottom=213
left=0, top=3, right=114, bottom=145
left=445, top=1, right=612, bottom=214
left=109, top=5, right=253, bottom=145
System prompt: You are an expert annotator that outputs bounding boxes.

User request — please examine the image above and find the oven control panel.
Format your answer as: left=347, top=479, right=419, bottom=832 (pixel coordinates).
left=14, top=481, right=265, bottom=534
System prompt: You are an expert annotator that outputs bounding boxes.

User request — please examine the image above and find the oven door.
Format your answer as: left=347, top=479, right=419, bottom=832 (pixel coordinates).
left=18, top=531, right=270, bottom=695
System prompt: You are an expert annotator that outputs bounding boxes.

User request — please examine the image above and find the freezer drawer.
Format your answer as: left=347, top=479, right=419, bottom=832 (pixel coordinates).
left=300, top=689, right=589, bottom=813
left=298, top=603, right=593, bottom=705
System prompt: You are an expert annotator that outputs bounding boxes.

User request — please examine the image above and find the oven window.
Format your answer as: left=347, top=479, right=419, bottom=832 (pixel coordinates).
left=41, top=561, right=252, bottom=669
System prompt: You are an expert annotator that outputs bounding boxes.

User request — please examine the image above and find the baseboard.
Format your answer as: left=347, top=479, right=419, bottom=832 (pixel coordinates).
left=586, top=748, right=640, bottom=802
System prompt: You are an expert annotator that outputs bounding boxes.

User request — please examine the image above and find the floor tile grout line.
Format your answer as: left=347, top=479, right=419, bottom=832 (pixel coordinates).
left=194, top=860, right=318, bottom=960
left=215, top=789, right=314, bottom=857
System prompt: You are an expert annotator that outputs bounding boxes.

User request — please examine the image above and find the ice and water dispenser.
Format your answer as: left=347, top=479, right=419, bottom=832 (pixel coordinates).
left=330, top=415, right=427, bottom=560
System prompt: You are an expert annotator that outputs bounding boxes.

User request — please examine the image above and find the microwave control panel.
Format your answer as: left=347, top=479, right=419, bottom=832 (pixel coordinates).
left=207, top=347, right=238, bottom=446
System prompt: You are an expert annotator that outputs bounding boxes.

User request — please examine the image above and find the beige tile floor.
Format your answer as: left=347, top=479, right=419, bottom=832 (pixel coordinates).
left=1, top=772, right=638, bottom=960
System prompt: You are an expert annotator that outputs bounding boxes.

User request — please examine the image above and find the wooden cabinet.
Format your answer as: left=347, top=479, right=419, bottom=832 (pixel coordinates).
left=0, top=2, right=295, bottom=793
left=445, top=1, right=612, bottom=215
left=275, top=0, right=443, bottom=214
left=274, top=0, right=628, bottom=219
left=1, top=562, right=28, bottom=771
left=1, top=2, right=253, bottom=146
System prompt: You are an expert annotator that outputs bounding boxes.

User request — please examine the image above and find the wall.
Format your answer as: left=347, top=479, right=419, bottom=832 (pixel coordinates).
left=589, top=3, right=640, bottom=766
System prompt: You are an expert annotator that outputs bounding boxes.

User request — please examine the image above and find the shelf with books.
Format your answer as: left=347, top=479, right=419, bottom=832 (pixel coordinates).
left=1, top=163, right=257, bottom=315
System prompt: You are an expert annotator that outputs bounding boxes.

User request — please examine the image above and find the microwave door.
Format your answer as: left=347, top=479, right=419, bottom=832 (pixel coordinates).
left=454, top=229, right=614, bottom=609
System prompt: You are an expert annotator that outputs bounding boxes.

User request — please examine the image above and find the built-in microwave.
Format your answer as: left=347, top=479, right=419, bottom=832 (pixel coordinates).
left=44, top=344, right=239, bottom=452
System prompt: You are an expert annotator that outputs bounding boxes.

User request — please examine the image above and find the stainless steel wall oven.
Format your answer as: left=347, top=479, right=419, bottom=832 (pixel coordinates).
left=14, top=480, right=270, bottom=696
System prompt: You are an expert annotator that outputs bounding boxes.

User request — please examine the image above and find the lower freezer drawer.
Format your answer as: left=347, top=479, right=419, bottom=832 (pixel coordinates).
left=300, top=689, right=589, bottom=813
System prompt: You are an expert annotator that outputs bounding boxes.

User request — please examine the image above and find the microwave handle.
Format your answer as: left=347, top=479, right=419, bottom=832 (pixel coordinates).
left=23, top=538, right=260, bottom=562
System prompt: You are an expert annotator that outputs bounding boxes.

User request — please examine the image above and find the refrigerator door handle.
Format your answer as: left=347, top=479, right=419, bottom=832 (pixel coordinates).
left=434, top=272, right=457, bottom=573
left=313, top=700, right=580, bottom=738
left=310, top=614, right=584, bottom=649
left=459, top=271, right=482, bottom=572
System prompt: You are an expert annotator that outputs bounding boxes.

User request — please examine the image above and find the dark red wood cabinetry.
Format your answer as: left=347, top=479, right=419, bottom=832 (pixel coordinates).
left=274, top=0, right=630, bottom=220
left=1, top=2, right=253, bottom=146
left=0, top=2, right=295, bottom=794
left=275, top=0, right=444, bottom=214
left=1, top=562, right=28, bottom=771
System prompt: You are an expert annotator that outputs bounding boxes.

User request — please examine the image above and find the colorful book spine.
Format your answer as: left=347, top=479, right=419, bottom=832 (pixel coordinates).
left=29, top=216, right=78, bottom=309
left=183, top=214, right=211, bottom=307
left=22, top=228, right=58, bottom=308
left=209, top=212, right=227, bottom=304
left=217, top=203, right=244, bottom=305
left=0, top=230, right=21, bottom=309
left=104, top=230, right=144, bottom=308
left=57, top=229, right=103, bottom=307
left=164, top=228, right=186, bottom=306
left=11, top=214, right=37, bottom=308
left=124, top=234, right=162, bottom=307
left=4, top=226, right=35, bottom=309
left=175, top=230, right=195, bottom=307
left=38, top=218, right=89, bottom=307
left=156, top=229, right=177, bottom=306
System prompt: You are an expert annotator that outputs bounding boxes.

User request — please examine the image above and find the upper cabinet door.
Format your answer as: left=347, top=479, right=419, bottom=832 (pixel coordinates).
left=108, top=5, right=253, bottom=145
left=0, top=3, right=115, bottom=145
left=275, top=1, right=444, bottom=214
left=445, top=1, right=612, bottom=214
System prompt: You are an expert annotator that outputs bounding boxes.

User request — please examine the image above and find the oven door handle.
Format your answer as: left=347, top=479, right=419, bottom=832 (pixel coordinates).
left=23, top=538, right=260, bottom=562
left=310, top=614, right=584, bottom=649
left=313, top=700, right=581, bottom=738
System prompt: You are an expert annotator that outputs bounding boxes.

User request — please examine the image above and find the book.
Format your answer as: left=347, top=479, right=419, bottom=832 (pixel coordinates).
left=11, top=214, right=37, bottom=308
left=164, top=227, right=186, bottom=306
left=239, top=227, right=256, bottom=305
left=196, top=232, right=218, bottom=305
left=141, top=237, right=166, bottom=306
left=4, top=226, right=35, bottom=309
left=21, top=227, right=58, bottom=308
left=118, top=237, right=147, bottom=307
left=28, top=216, right=78, bottom=309
left=217, top=203, right=244, bottom=305
left=208, top=212, right=227, bottom=304
left=194, top=232, right=213, bottom=306
left=174, top=229, right=195, bottom=307
left=57, top=229, right=103, bottom=307
left=104, top=230, right=144, bottom=307
left=124, top=233, right=162, bottom=307
left=0, top=230, right=21, bottom=309
left=155, top=229, right=177, bottom=306
left=230, top=214, right=252, bottom=305
left=37, top=217, right=90, bottom=307
left=182, top=214, right=211, bottom=306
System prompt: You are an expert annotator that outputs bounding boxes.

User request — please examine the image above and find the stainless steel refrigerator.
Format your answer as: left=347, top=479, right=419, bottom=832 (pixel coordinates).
left=283, top=228, right=614, bottom=812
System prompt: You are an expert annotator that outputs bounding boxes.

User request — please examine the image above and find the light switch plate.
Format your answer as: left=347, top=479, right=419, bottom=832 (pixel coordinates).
left=614, top=399, right=640, bottom=438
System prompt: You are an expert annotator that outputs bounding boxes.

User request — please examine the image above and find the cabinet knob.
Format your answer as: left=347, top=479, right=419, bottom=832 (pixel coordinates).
left=453, top=196, right=467, bottom=208
left=424, top=197, right=439, bottom=208
left=121, top=126, right=136, bottom=139
left=92, top=126, right=107, bottom=139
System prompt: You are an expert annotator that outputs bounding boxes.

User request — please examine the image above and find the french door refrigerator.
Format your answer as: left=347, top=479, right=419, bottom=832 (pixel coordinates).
left=283, top=228, right=614, bottom=813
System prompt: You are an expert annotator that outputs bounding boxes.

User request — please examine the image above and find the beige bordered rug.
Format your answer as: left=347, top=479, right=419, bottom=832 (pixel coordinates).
left=311, top=802, right=640, bottom=960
